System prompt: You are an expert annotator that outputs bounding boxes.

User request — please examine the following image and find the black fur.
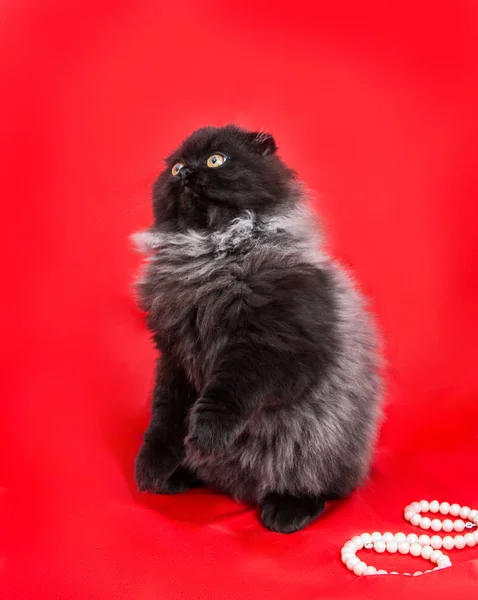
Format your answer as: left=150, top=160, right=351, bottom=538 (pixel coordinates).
left=133, top=125, right=382, bottom=533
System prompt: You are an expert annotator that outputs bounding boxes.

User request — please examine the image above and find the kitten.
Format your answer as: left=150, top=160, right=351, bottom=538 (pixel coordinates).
left=133, top=125, right=382, bottom=533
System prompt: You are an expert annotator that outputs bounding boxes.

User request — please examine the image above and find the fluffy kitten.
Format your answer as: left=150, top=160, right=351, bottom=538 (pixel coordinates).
left=133, top=125, right=382, bottom=533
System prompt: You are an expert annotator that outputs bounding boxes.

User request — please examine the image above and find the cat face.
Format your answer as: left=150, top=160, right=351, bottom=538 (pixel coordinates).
left=152, top=125, right=297, bottom=228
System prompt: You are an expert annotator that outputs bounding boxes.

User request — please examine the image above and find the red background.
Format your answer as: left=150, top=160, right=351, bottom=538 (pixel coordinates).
left=1, top=1, right=478, bottom=598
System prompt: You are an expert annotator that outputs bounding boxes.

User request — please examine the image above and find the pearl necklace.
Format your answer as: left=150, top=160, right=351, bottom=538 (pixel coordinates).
left=341, top=500, right=478, bottom=576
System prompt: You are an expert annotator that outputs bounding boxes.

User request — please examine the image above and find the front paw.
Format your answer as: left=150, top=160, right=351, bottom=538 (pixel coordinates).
left=135, top=440, right=182, bottom=493
left=188, top=403, right=242, bottom=455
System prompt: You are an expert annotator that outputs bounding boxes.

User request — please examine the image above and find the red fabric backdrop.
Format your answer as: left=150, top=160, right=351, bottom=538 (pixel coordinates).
left=1, top=1, right=478, bottom=598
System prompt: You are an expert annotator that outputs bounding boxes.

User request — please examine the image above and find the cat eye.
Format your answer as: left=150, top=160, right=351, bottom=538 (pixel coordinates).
left=171, top=161, right=185, bottom=176
left=206, top=153, right=227, bottom=168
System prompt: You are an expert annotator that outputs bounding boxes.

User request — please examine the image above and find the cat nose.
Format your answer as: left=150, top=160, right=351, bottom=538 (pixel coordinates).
left=179, top=167, right=193, bottom=181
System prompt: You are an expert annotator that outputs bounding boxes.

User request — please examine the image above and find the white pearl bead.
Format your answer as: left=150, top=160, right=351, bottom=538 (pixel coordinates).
left=407, top=533, right=419, bottom=544
left=420, top=517, right=432, bottom=530
left=473, top=531, right=478, bottom=543
left=404, top=510, right=414, bottom=521
left=465, top=533, right=476, bottom=547
left=410, top=542, right=422, bottom=557
left=410, top=502, right=421, bottom=512
left=376, top=570, right=388, bottom=575
left=438, top=557, right=452, bottom=566
left=429, top=500, right=440, bottom=513
left=360, top=533, right=372, bottom=545
left=439, top=502, right=450, bottom=515
left=374, top=540, right=386, bottom=553
left=403, top=573, right=411, bottom=576
left=371, top=532, right=382, bottom=543
left=390, top=571, right=399, bottom=575
left=430, top=550, right=443, bottom=563
left=419, top=535, right=431, bottom=546
left=460, top=506, right=471, bottom=520
left=454, top=535, right=466, bottom=549
left=410, top=514, right=422, bottom=526
left=351, top=536, right=364, bottom=549
left=364, top=566, right=377, bottom=575
left=431, top=519, right=442, bottom=532
left=430, top=535, right=443, bottom=549
left=342, top=553, right=354, bottom=564
left=353, top=561, right=367, bottom=576
left=469, top=509, right=478, bottom=522
left=342, top=543, right=355, bottom=553
left=346, top=557, right=360, bottom=570
left=442, top=519, right=454, bottom=533
left=421, top=546, right=433, bottom=560
left=394, top=532, right=407, bottom=543
left=449, top=503, right=461, bottom=517
left=413, top=571, right=423, bottom=576
left=454, top=519, right=465, bottom=532
left=419, top=500, right=430, bottom=512
left=382, top=532, right=394, bottom=543
left=386, top=541, right=398, bottom=553
left=442, top=536, right=455, bottom=550
left=398, top=542, right=410, bottom=554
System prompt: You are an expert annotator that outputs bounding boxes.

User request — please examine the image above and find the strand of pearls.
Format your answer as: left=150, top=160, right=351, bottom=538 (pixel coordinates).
left=341, top=500, right=478, bottom=576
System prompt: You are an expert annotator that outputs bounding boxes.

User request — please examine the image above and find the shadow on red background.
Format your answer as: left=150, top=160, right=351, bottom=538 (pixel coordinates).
left=1, top=1, right=478, bottom=598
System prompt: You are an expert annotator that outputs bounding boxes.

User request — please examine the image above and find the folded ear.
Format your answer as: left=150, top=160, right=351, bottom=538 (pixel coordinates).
left=245, top=131, right=277, bottom=156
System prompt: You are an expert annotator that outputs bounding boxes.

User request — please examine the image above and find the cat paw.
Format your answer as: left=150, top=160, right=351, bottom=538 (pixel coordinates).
left=187, top=403, right=241, bottom=455
left=260, top=493, right=326, bottom=534
left=135, top=440, right=182, bottom=493
left=159, top=466, right=203, bottom=495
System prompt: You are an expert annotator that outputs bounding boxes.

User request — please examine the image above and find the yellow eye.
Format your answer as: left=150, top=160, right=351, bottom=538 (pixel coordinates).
left=171, top=161, right=185, bottom=176
left=206, top=153, right=227, bottom=168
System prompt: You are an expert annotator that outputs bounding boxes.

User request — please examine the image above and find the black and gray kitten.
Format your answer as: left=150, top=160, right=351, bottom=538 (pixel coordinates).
left=133, top=125, right=382, bottom=533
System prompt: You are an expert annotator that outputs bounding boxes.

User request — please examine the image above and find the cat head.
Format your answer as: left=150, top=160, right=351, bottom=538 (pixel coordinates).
left=152, top=125, right=298, bottom=229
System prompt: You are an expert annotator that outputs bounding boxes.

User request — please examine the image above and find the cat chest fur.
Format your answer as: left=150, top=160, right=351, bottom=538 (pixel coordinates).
left=141, top=245, right=262, bottom=392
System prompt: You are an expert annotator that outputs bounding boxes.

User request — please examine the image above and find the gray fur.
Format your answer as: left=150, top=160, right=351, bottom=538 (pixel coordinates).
left=134, top=203, right=382, bottom=505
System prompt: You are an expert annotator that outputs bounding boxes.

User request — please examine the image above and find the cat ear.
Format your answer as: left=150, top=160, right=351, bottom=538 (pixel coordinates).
left=246, top=131, right=277, bottom=156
